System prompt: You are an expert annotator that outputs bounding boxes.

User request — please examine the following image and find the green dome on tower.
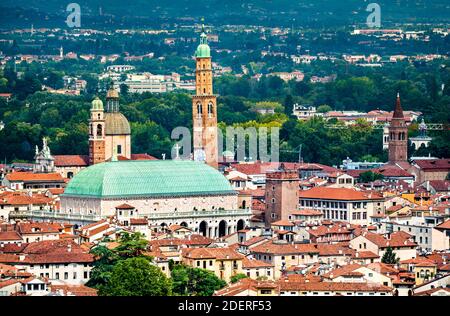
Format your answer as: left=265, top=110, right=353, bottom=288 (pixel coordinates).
left=195, top=24, right=211, bottom=58
left=91, top=97, right=104, bottom=111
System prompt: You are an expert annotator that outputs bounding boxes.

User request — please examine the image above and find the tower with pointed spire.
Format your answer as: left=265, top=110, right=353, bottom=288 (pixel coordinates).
left=388, top=93, right=408, bottom=163
left=192, top=21, right=218, bottom=168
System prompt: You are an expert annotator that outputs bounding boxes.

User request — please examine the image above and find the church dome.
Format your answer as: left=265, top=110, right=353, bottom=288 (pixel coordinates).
left=62, top=160, right=235, bottom=198
left=91, top=97, right=104, bottom=110
left=195, top=43, right=211, bottom=58
left=104, top=112, right=130, bottom=135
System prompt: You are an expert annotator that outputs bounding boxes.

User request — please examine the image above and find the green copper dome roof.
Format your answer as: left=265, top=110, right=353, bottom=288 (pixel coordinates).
left=195, top=31, right=210, bottom=58
left=91, top=97, right=104, bottom=111
left=62, top=160, right=235, bottom=198
left=195, top=43, right=210, bottom=58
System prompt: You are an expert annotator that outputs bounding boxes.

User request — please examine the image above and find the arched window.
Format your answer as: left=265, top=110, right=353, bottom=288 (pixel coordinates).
left=197, top=102, right=202, bottom=117
left=96, top=124, right=102, bottom=137
left=208, top=102, right=213, bottom=117
left=97, top=113, right=101, bottom=120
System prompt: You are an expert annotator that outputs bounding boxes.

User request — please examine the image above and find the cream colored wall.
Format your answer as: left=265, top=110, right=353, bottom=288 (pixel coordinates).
left=379, top=247, right=416, bottom=261
left=431, top=228, right=449, bottom=251
left=350, top=236, right=379, bottom=254
left=243, top=266, right=274, bottom=281
left=105, top=134, right=131, bottom=160
left=61, top=194, right=238, bottom=216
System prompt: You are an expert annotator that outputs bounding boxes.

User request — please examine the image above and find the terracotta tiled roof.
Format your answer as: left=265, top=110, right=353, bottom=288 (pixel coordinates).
left=271, top=220, right=295, bottom=227
left=50, top=284, right=98, bottom=296
left=214, top=278, right=259, bottom=296
left=0, top=231, right=22, bottom=241
left=414, top=287, right=450, bottom=296
left=6, top=172, right=64, bottom=182
left=131, top=153, right=158, bottom=161
left=130, top=218, right=148, bottom=225
left=323, top=263, right=363, bottom=279
left=242, top=257, right=274, bottom=268
left=0, top=240, right=93, bottom=264
left=291, top=209, right=323, bottom=216
left=115, top=203, right=135, bottom=209
left=183, top=247, right=244, bottom=260
left=278, top=281, right=392, bottom=292
left=427, top=180, right=450, bottom=192
left=299, top=187, right=384, bottom=201
left=360, top=231, right=417, bottom=248
left=316, top=244, right=353, bottom=257
left=413, top=159, right=450, bottom=171
left=0, top=193, right=53, bottom=206
left=435, top=220, right=450, bottom=230
left=353, top=251, right=380, bottom=259
left=54, top=155, right=89, bottom=167
left=17, top=222, right=63, bottom=235
left=251, top=240, right=319, bottom=255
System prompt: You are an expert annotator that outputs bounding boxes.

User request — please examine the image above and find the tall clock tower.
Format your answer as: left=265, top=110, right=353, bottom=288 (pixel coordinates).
left=192, top=25, right=218, bottom=169
left=388, top=93, right=408, bottom=163
left=89, top=97, right=106, bottom=165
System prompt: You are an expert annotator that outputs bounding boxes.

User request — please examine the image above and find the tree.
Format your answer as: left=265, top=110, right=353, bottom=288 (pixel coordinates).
left=86, top=246, right=119, bottom=288
left=171, top=264, right=226, bottom=296
left=230, top=273, right=248, bottom=284
left=99, top=257, right=172, bottom=296
left=283, top=94, right=294, bottom=117
left=358, top=171, right=384, bottom=183
left=381, top=246, right=399, bottom=264
left=87, top=232, right=150, bottom=289
left=114, top=232, right=149, bottom=259
left=317, top=104, right=332, bottom=113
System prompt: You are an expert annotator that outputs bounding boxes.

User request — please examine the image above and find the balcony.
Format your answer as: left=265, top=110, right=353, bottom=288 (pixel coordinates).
left=9, top=208, right=252, bottom=223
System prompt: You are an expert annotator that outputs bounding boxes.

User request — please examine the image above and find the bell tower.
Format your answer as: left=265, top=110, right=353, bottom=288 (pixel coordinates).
left=89, top=97, right=106, bottom=165
left=192, top=23, right=218, bottom=169
left=388, top=93, right=408, bottom=163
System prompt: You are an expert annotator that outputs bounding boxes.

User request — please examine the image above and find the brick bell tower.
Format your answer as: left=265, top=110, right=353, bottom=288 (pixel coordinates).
left=192, top=23, right=218, bottom=169
left=388, top=93, right=408, bottom=163
left=89, top=96, right=106, bottom=165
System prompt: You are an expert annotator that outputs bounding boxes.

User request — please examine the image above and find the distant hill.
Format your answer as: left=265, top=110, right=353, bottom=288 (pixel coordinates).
left=1, top=0, right=449, bottom=29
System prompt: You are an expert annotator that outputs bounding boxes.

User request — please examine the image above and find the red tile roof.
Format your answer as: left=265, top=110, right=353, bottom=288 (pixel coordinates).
left=183, top=247, right=244, bottom=260
left=6, top=172, right=64, bottom=182
left=361, top=231, right=417, bottom=248
left=0, top=231, right=22, bottom=241
left=251, top=240, right=319, bottom=255
left=291, top=209, right=323, bottom=216
left=17, top=222, right=63, bottom=235
left=50, top=284, right=98, bottom=296
left=131, top=153, right=158, bottom=161
left=278, top=281, right=392, bottom=292
left=413, top=159, right=450, bottom=171
left=54, top=155, right=89, bottom=167
left=242, top=257, right=274, bottom=268
left=271, top=220, right=295, bottom=227
left=434, top=220, right=450, bottom=230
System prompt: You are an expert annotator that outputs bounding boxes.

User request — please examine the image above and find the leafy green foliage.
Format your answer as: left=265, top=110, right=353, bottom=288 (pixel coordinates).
left=358, top=171, right=384, bottom=183
left=99, top=257, right=172, bottom=296
left=171, top=264, right=226, bottom=296
left=381, top=246, right=400, bottom=264
left=230, top=273, right=248, bottom=284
